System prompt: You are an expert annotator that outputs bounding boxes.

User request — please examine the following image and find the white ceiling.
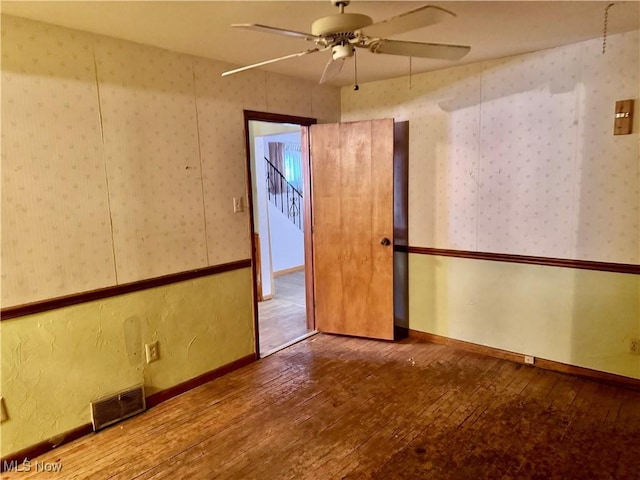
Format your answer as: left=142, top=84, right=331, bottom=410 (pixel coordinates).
left=2, top=1, right=639, bottom=86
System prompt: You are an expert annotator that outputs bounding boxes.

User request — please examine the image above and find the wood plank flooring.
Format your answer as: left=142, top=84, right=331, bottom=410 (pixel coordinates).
left=258, top=271, right=311, bottom=354
left=4, top=334, right=640, bottom=479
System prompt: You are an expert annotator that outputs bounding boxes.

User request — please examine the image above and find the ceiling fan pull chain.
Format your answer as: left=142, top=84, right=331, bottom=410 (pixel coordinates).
left=602, top=2, right=615, bottom=54
left=353, top=47, right=359, bottom=91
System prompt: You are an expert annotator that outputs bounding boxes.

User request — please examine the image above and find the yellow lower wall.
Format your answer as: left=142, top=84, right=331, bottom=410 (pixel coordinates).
left=3, top=257, right=638, bottom=456
left=0, top=267, right=254, bottom=457
left=409, top=254, right=640, bottom=379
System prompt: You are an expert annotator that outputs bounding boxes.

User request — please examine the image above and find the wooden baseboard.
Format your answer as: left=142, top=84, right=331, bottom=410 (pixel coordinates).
left=273, top=265, right=304, bottom=277
left=0, top=353, right=256, bottom=470
left=405, top=329, right=640, bottom=392
left=146, top=353, right=256, bottom=408
left=0, top=423, right=93, bottom=472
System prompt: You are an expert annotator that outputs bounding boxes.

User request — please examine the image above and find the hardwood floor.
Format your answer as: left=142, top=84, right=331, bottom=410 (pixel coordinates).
left=258, top=271, right=312, bottom=355
left=4, top=334, right=640, bottom=479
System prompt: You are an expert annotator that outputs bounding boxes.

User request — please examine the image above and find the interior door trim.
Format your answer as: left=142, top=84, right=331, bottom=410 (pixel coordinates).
left=242, top=110, right=317, bottom=356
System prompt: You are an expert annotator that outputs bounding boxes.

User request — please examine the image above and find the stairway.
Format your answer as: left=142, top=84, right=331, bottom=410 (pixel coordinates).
left=265, top=156, right=303, bottom=230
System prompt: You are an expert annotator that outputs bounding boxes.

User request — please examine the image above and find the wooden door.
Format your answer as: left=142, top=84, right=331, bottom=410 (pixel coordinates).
left=310, top=119, right=395, bottom=340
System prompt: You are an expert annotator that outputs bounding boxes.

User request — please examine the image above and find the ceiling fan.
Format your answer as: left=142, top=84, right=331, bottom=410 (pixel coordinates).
left=221, top=0, right=471, bottom=84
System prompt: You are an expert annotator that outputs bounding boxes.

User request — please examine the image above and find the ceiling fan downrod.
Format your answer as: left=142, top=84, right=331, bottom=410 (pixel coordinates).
left=332, top=0, right=350, bottom=14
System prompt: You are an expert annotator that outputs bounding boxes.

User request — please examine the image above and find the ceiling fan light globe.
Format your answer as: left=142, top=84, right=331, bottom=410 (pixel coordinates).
left=332, top=44, right=353, bottom=60
left=311, top=13, right=373, bottom=36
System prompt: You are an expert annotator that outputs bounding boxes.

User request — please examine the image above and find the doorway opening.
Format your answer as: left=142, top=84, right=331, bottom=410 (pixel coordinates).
left=244, top=111, right=317, bottom=358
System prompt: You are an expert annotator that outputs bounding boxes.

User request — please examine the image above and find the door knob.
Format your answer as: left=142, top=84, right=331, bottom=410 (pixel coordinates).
left=380, top=237, right=391, bottom=246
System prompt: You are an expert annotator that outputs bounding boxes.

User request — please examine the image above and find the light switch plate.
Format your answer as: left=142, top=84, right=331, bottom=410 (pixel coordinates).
left=614, top=99, right=634, bottom=135
left=233, top=197, right=244, bottom=213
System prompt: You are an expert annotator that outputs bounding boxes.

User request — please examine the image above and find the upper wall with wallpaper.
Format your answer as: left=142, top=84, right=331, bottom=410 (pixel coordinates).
left=342, top=30, right=639, bottom=265
left=1, top=15, right=340, bottom=307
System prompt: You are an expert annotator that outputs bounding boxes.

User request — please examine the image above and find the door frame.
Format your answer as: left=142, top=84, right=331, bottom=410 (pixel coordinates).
left=243, top=110, right=317, bottom=357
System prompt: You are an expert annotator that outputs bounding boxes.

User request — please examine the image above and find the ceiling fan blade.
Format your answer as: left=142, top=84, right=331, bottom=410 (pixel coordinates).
left=319, top=57, right=345, bottom=84
left=221, top=48, right=322, bottom=77
left=370, top=40, right=470, bottom=61
left=231, top=23, right=319, bottom=41
left=359, top=6, right=456, bottom=39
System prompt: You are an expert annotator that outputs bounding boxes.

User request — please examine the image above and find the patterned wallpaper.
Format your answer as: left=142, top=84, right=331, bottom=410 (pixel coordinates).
left=573, top=32, right=640, bottom=263
left=1, top=15, right=340, bottom=306
left=94, top=36, right=208, bottom=283
left=193, top=58, right=250, bottom=267
left=342, top=30, right=640, bottom=265
left=1, top=18, right=117, bottom=304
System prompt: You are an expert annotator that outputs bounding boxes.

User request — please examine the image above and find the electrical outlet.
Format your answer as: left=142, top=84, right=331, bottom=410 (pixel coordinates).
left=630, top=339, right=640, bottom=355
left=524, top=355, right=535, bottom=365
left=1, top=397, right=8, bottom=422
left=233, top=197, right=244, bottom=213
left=145, top=342, right=160, bottom=364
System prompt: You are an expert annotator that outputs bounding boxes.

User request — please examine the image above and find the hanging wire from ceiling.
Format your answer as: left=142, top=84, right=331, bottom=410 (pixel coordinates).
left=409, top=56, right=413, bottom=90
left=602, top=2, right=615, bottom=54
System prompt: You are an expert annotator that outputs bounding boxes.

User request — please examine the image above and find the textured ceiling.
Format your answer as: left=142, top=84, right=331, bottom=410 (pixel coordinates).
left=2, top=1, right=639, bottom=86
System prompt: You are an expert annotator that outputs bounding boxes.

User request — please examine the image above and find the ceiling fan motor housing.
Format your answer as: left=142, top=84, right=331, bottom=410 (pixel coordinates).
left=311, top=13, right=373, bottom=36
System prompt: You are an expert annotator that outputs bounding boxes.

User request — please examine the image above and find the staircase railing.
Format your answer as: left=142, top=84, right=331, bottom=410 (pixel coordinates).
left=265, top=157, right=303, bottom=230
